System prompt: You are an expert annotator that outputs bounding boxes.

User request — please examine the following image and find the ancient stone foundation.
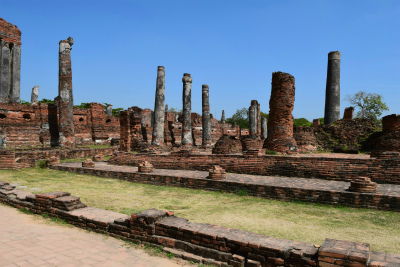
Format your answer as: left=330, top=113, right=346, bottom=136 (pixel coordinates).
left=1, top=181, right=399, bottom=267
left=212, top=135, right=242, bottom=154
left=293, top=126, right=318, bottom=153
left=263, top=72, right=298, bottom=154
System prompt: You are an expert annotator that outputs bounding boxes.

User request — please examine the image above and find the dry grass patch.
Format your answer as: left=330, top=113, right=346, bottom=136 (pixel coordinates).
left=0, top=167, right=399, bottom=253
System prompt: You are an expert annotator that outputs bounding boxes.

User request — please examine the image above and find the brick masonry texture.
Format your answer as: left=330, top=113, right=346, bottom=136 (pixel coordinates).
left=109, top=152, right=400, bottom=185
left=0, top=102, right=119, bottom=148
left=1, top=180, right=399, bottom=267
left=0, top=18, right=21, bottom=45
left=263, top=72, right=298, bottom=154
left=0, top=147, right=115, bottom=169
left=52, top=162, right=400, bottom=212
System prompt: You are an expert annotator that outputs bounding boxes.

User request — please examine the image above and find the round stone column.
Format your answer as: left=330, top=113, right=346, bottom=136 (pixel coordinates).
left=181, top=73, right=192, bottom=146
left=324, top=51, right=341, bottom=125
left=151, top=66, right=165, bottom=146
left=202, top=84, right=211, bottom=147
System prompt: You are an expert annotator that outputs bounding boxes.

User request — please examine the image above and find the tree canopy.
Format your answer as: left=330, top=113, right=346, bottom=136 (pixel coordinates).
left=345, top=91, right=389, bottom=123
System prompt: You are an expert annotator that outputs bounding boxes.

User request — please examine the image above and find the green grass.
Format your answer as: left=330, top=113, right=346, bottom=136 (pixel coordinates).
left=60, top=156, right=111, bottom=163
left=1, top=167, right=399, bottom=253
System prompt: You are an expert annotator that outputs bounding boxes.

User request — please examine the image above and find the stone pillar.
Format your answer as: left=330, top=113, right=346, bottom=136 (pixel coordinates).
left=31, top=85, right=39, bottom=105
left=106, top=104, right=113, bottom=116
left=152, top=66, right=165, bottom=146
left=257, top=102, right=261, bottom=135
left=181, top=73, right=192, bottom=146
left=250, top=100, right=260, bottom=135
left=9, top=44, right=21, bottom=103
left=221, top=110, right=226, bottom=123
left=0, top=41, right=10, bottom=103
left=202, top=84, right=211, bottom=147
left=119, top=110, right=131, bottom=151
left=261, top=116, right=267, bottom=139
left=165, top=104, right=168, bottom=112
left=263, top=72, right=298, bottom=154
left=58, top=37, right=75, bottom=148
left=249, top=105, right=257, bottom=136
left=324, top=51, right=341, bottom=125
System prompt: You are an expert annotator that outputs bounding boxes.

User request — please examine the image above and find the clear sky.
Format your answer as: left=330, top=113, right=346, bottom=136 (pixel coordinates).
left=2, top=0, right=399, bottom=121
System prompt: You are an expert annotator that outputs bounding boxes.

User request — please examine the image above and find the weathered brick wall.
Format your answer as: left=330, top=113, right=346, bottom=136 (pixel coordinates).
left=109, top=152, right=400, bottom=184
left=369, top=114, right=400, bottom=152
left=293, top=127, right=318, bottom=153
left=212, top=135, right=242, bottom=154
left=1, top=181, right=398, bottom=267
left=0, top=150, right=16, bottom=169
left=0, top=102, right=120, bottom=148
left=0, top=18, right=21, bottom=45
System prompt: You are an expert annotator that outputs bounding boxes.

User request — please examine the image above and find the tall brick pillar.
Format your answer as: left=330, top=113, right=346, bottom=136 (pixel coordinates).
left=0, top=18, right=21, bottom=103
left=181, top=73, right=192, bottom=146
left=261, top=116, right=267, bottom=139
left=263, top=71, right=298, bottom=154
left=151, top=66, right=165, bottom=146
left=324, top=51, right=341, bottom=125
left=221, top=110, right=226, bottom=124
left=249, top=105, right=257, bottom=136
left=58, top=37, right=75, bottom=148
left=119, top=110, right=131, bottom=152
left=202, top=84, right=211, bottom=147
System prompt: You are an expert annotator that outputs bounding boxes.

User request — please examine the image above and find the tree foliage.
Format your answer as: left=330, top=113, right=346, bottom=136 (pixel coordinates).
left=74, top=102, right=91, bottom=109
left=38, top=98, right=54, bottom=104
left=103, top=103, right=124, bottom=117
left=345, top=91, right=389, bottom=123
left=226, top=108, right=249, bottom=129
left=293, top=118, right=312, bottom=127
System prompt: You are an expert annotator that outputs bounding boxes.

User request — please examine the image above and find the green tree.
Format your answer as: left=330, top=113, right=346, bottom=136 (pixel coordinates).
left=226, top=108, right=249, bottom=129
left=293, top=118, right=312, bottom=127
left=74, top=102, right=91, bottom=109
left=20, top=100, right=30, bottom=106
left=38, top=98, right=54, bottom=104
left=345, top=91, right=389, bottom=123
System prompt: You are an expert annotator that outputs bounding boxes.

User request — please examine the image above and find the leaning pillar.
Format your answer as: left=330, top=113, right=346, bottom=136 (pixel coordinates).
left=181, top=73, right=192, bottom=146
left=152, top=66, right=165, bottom=146
left=0, top=40, right=10, bottom=103
left=31, top=85, right=39, bottom=105
left=249, top=105, right=257, bottom=136
left=202, top=84, right=211, bottom=147
left=263, top=71, right=297, bottom=154
left=9, top=44, right=21, bottom=103
left=324, top=51, right=341, bottom=125
left=58, top=37, right=75, bottom=148
left=261, top=116, right=267, bottom=139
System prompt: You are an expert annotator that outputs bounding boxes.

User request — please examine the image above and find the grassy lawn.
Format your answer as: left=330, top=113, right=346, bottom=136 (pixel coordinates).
left=0, top=167, right=399, bottom=254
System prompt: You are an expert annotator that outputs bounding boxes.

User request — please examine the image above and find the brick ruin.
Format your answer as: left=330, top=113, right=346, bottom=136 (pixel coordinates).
left=0, top=102, right=119, bottom=148
left=0, top=18, right=21, bottom=104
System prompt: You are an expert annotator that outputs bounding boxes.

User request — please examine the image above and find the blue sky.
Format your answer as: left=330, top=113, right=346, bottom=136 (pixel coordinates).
left=2, top=0, right=399, bottom=121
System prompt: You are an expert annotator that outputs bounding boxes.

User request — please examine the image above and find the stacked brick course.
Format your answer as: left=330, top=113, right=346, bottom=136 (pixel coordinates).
left=263, top=72, right=298, bottom=154
left=212, top=135, right=242, bottom=154
left=1, top=181, right=398, bottom=267
left=293, top=127, right=318, bottom=153
left=370, top=114, right=400, bottom=152
left=109, top=152, right=400, bottom=184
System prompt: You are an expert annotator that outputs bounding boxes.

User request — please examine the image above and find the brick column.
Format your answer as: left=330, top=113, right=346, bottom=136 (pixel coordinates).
left=31, top=85, right=39, bottom=105
left=263, top=71, right=298, bottom=154
left=119, top=110, right=131, bottom=152
left=9, top=44, right=21, bottom=103
left=181, top=73, right=192, bottom=146
left=151, top=66, right=165, bottom=146
left=0, top=40, right=10, bottom=103
left=324, top=51, right=341, bottom=125
left=202, top=84, right=211, bottom=147
left=221, top=110, right=225, bottom=124
left=261, top=116, right=267, bottom=139
left=58, top=37, right=75, bottom=148
left=249, top=105, right=257, bottom=136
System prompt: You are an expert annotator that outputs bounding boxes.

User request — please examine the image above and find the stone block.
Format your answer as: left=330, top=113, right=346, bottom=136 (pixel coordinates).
left=208, top=165, right=226, bottom=180
left=82, top=159, right=95, bottom=168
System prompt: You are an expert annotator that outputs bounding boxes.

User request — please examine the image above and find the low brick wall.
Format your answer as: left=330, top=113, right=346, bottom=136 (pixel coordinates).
left=109, top=152, right=400, bottom=184
left=0, top=150, right=16, bottom=169
left=51, top=164, right=400, bottom=212
left=0, top=180, right=398, bottom=267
